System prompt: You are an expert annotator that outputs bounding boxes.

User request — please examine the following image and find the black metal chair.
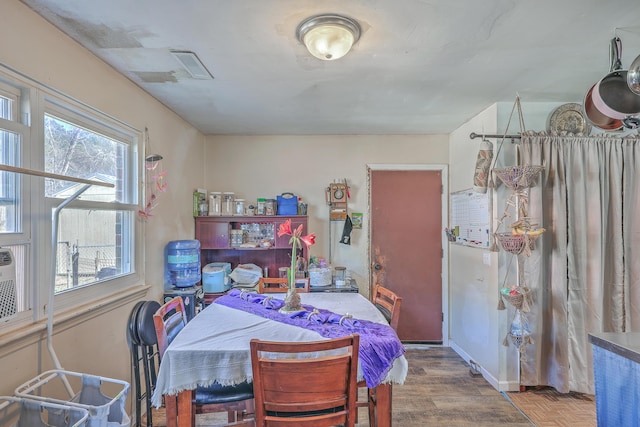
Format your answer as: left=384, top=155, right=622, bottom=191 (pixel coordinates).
left=127, top=300, right=161, bottom=427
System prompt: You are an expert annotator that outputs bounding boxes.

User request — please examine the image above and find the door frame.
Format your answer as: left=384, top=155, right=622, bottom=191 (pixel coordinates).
left=367, top=163, right=449, bottom=346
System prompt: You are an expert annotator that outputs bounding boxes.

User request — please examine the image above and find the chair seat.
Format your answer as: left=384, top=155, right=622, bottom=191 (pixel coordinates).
left=267, top=406, right=345, bottom=417
left=195, top=381, right=254, bottom=405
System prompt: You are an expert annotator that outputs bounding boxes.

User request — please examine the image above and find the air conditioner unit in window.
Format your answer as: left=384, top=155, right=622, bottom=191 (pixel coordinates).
left=0, top=248, right=16, bottom=322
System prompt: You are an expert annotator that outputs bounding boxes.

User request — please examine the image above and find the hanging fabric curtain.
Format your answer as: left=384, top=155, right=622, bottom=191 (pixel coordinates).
left=518, top=131, right=640, bottom=394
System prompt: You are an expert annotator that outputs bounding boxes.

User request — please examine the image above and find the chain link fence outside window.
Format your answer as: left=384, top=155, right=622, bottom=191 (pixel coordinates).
left=55, top=242, right=118, bottom=291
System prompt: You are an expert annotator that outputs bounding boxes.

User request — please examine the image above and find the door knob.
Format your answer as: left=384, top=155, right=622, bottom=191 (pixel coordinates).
left=373, top=263, right=382, bottom=270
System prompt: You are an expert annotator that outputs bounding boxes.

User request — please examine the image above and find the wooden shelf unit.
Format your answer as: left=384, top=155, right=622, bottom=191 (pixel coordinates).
left=195, top=215, right=308, bottom=279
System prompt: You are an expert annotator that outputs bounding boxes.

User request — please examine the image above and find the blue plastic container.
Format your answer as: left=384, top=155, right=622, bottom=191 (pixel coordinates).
left=277, top=193, right=298, bottom=215
left=202, top=262, right=232, bottom=293
left=165, top=240, right=201, bottom=288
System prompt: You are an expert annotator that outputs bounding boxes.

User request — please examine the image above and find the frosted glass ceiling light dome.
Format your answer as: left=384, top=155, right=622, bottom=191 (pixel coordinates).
left=296, top=14, right=361, bottom=61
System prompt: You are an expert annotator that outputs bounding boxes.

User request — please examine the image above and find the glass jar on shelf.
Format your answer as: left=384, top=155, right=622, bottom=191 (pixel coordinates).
left=198, top=201, right=208, bottom=216
left=230, top=229, right=246, bottom=247
left=234, top=199, right=245, bottom=216
left=334, top=266, right=347, bottom=286
left=222, top=192, right=234, bottom=216
left=208, top=192, right=222, bottom=216
left=265, top=199, right=276, bottom=216
left=257, top=198, right=266, bottom=215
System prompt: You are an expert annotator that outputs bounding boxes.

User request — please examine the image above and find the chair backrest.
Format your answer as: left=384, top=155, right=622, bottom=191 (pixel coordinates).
left=372, top=284, right=402, bottom=331
left=258, top=277, right=310, bottom=293
left=153, top=296, right=187, bottom=358
left=250, top=334, right=359, bottom=427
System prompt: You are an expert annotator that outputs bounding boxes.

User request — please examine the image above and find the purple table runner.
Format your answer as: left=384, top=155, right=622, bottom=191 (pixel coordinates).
left=214, top=289, right=405, bottom=388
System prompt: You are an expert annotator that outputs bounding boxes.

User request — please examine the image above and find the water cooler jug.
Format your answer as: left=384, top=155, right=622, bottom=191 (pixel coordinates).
left=164, top=240, right=201, bottom=288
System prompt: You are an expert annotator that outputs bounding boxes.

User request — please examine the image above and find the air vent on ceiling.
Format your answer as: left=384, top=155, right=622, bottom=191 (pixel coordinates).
left=170, top=50, right=214, bottom=80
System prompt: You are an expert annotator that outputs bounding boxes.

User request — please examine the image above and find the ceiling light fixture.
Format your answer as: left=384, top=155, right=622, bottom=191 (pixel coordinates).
left=296, top=14, right=361, bottom=61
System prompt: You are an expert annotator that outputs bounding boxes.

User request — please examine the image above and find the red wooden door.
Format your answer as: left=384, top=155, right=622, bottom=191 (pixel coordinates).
left=370, top=169, right=443, bottom=342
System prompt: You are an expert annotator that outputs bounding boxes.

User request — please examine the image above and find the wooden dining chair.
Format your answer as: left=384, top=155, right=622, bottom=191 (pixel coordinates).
left=153, top=296, right=254, bottom=426
left=356, top=284, right=403, bottom=426
left=250, top=334, right=360, bottom=427
left=372, top=284, right=403, bottom=331
left=258, top=277, right=310, bottom=293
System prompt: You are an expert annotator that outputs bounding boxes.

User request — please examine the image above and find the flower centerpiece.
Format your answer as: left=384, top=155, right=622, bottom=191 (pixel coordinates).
left=277, top=219, right=316, bottom=313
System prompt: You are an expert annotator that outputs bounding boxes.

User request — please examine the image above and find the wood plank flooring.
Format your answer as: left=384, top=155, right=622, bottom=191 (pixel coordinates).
left=147, top=347, right=594, bottom=426
left=506, top=386, right=596, bottom=427
left=393, top=347, right=532, bottom=426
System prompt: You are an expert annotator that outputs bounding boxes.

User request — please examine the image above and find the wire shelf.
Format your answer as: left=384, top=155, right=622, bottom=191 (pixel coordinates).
left=500, top=286, right=532, bottom=311
left=495, top=232, right=539, bottom=255
left=493, top=165, right=544, bottom=190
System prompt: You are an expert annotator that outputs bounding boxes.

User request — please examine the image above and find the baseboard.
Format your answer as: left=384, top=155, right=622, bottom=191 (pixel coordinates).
left=403, top=343, right=442, bottom=350
left=449, top=340, right=520, bottom=392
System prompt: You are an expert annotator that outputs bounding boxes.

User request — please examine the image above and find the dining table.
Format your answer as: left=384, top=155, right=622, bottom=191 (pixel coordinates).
left=151, top=290, right=408, bottom=427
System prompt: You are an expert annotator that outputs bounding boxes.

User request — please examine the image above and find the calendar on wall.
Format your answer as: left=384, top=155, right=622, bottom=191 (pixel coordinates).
left=449, top=189, right=491, bottom=248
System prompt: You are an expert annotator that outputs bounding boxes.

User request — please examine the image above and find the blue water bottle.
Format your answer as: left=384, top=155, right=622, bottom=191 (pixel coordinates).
left=165, top=240, right=201, bottom=288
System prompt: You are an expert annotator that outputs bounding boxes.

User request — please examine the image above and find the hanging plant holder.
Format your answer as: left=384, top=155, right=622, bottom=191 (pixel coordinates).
left=508, top=333, right=534, bottom=359
left=495, top=232, right=540, bottom=255
left=499, top=286, right=532, bottom=312
left=503, top=308, right=535, bottom=360
left=493, top=165, right=544, bottom=191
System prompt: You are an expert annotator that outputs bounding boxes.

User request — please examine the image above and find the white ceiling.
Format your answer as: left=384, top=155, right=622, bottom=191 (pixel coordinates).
left=19, top=0, right=640, bottom=135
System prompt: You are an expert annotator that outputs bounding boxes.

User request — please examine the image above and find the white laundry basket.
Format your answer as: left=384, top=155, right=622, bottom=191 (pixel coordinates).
left=15, top=370, right=130, bottom=427
left=0, top=395, right=89, bottom=427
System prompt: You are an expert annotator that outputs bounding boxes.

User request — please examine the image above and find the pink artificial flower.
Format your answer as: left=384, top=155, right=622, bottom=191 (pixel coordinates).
left=300, top=233, right=316, bottom=247
left=278, top=219, right=293, bottom=237
left=276, top=218, right=316, bottom=293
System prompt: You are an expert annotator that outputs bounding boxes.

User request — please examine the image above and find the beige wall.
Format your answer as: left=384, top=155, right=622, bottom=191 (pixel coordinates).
left=0, top=1, right=205, bottom=399
left=448, top=104, right=515, bottom=389
left=204, top=135, right=449, bottom=295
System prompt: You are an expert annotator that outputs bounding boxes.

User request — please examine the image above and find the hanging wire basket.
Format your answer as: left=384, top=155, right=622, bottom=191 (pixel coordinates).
left=493, top=165, right=544, bottom=190
left=495, top=232, right=539, bottom=255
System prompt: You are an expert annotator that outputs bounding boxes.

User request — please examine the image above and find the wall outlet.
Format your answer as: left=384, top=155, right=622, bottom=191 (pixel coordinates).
left=483, top=252, right=491, bottom=266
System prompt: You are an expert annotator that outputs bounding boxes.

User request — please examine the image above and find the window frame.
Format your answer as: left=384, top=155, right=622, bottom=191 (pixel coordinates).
left=0, top=65, right=143, bottom=331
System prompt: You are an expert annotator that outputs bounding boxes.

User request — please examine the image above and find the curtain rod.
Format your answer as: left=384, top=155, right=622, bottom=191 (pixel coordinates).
left=469, top=132, right=521, bottom=142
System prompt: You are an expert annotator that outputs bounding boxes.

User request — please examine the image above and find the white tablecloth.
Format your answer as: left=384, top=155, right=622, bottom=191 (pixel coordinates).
left=151, top=292, right=408, bottom=407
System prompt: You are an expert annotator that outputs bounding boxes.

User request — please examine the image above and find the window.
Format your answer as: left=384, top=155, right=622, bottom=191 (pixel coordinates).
left=0, top=81, right=29, bottom=320
left=0, top=68, right=142, bottom=328
left=0, top=85, right=21, bottom=234
left=43, top=110, right=136, bottom=293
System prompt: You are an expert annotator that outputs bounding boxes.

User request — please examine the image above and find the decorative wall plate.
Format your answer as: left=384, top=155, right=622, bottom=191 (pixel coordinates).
left=549, top=103, right=591, bottom=135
